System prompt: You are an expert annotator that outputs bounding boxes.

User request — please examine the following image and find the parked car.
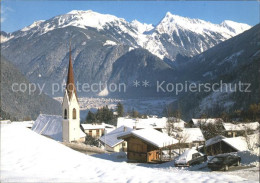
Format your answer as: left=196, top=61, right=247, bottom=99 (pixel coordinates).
left=174, top=149, right=207, bottom=167
left=208, top=154, right=241, bottom=171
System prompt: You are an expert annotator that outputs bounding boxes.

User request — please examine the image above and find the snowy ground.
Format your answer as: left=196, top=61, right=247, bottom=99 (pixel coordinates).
left=54, top=97, right=176, bottom=120
left=1, top=124, right=256, bottom=183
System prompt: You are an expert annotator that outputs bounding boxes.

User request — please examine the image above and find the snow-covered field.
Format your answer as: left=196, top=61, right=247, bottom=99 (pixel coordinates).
left=1, top=124, right=257, bottom=183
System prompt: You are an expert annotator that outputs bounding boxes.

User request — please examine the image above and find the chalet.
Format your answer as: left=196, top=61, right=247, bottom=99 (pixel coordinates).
left=81, top=123, right=116, bottom=139
left=118, top=128, right=178, bottom=163
left=201, top=135, right=248, bottom=155
left=223, top=122, right=259, bottom=137
left=188, top=118, right=223, bottom=128
left=32, top=114, right=86, bottom=142
left=99, top=126, right=133, bottom=152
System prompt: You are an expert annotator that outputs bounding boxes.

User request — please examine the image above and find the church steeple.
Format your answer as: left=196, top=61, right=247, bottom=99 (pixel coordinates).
left=66, top=43, right=77, bottom=101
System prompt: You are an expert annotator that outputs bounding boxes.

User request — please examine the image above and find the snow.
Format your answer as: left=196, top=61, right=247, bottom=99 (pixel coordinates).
left=99, top=126, right=133, bottom=148
left=222, top=137, right=249, bottom=151
left=103, top=40, right=117, bottom=46
left=31, top=114, right=85, bottom=142
left=119, top=128, right=178, bottom=148
left=1, top=124, right=256, bottom=182
left=11, top=121, right=34, bottom=128
left=223, top=122, right=259, bottom=131
left=117, top=116, right=168, bottom=129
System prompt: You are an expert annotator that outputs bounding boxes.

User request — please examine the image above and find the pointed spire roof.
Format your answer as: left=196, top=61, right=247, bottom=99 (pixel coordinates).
left=66, top=43, right=77, bottom=101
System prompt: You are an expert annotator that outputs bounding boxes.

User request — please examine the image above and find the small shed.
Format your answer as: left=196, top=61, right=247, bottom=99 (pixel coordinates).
left=202, top=135, right=248, bottom=155
left=118, top=128, right=178, bottom=163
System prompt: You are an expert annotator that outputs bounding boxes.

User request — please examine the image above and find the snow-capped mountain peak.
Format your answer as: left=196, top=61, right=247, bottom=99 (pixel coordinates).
left=156, top=12, right=251, bottom=37
left=220, top=20, right=251, bottom=34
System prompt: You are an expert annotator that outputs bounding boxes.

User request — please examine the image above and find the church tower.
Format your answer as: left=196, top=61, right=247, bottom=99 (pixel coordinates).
left=62, top=44, right=80, bottom=142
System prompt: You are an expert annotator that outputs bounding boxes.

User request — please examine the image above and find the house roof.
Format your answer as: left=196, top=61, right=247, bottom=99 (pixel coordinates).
left=117, top=117, right=168, bottom=129
left=205, top=135, right=226, bottom=147
left=82, top=124, right=105, bottom=130
left=99, top=126, right=133, bottom=148
left=223, top=122, right=259, bottom=131
left=222, top=137, right=249, bottom=151
left=11, top=121, right=34, bottom=128
left=182, top=128, right=205, bottom=143
left=32, top=114, right=85, bottom=141
left=190, top=118, right=223, bottom=126
left=118, top=128, right=178, bottom=148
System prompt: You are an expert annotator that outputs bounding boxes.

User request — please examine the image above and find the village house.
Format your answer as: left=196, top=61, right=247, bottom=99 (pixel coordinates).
left=81, top=123, right=115, bottom=139
left=201, top=135, right=249, bottom=155
left=188, top=118, right=223, bottom=128
left=99, top=126, right=133, bottom=152
left=11, top=121, right=34, bottom=129
left=223, top=122, right=259, bottom=137
left=118, top=128, right=178, bottom=163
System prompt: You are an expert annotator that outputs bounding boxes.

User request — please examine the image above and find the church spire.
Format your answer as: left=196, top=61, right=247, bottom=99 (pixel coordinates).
left=66, top=42, right=77, bottom=100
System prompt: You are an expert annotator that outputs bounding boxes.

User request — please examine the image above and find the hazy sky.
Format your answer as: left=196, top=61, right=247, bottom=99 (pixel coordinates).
left=1, top=1, right=259, bottom=33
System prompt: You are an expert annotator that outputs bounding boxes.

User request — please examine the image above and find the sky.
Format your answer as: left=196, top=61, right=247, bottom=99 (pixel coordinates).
left=1, top=1, right=259, bottom=33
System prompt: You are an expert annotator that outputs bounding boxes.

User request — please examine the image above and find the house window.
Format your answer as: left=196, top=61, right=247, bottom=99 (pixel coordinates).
left=89, top=130, right=92, bottom=136
left=64, top=109, right=68, bottom=119
left=73, top=108, right=76, bottom=119
left=96, top=130, right=100, bottom=137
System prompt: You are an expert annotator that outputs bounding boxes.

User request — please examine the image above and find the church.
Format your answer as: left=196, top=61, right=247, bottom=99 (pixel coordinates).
left=32, top=44, right=86, bottom=143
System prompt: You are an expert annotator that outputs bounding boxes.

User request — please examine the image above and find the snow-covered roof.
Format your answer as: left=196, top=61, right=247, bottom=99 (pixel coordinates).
left=182, top=128, right=205, bottom=143
left=222, top=137, right=249, bottom=151
left=81, top=124, right=105, bottom=130
left=190, top=118, right=223, bottom=126
left=117, top=117, right=168, bottom=129
left=205, top=135, right=226, bottom=147
left=32, top=114, right=85, bottom=141
left=119, top=128, right=178, bottom=148
left=223, top=122, right=259, bottom=131
left=99, top=126, right=133, bottom=148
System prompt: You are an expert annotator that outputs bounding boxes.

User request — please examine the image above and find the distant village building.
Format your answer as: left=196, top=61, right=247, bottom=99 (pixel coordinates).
left=188, top=118, right=223, bottom=128
left=99, top=126, right=133, bottom=152
left=118, top=128, right=178, bottom=163
left=201, top=135, right=249, bottom=155
left=82, top=123, right=115, bottom=139
left=117, top=117, right=168, bottom=131
left=223, top=122, right=259, bottom=137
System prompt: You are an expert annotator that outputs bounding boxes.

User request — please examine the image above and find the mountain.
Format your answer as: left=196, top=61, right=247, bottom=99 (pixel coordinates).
left=109, top=48, right=175, bottom=97
left=168, top=23, right=260, bottom=120
left=1, top=10, right=251, bottom=97
left=0, top=56, right=61, bottom=120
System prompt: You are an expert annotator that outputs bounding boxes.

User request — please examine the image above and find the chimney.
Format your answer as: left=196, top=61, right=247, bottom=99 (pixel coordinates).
left=124, top=127, right=127, bottom=132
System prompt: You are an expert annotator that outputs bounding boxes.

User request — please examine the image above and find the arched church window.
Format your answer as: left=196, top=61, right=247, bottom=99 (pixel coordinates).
left=64, top=109, right=68, bottom=119
left=73, top=108, right=76, bottom=119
